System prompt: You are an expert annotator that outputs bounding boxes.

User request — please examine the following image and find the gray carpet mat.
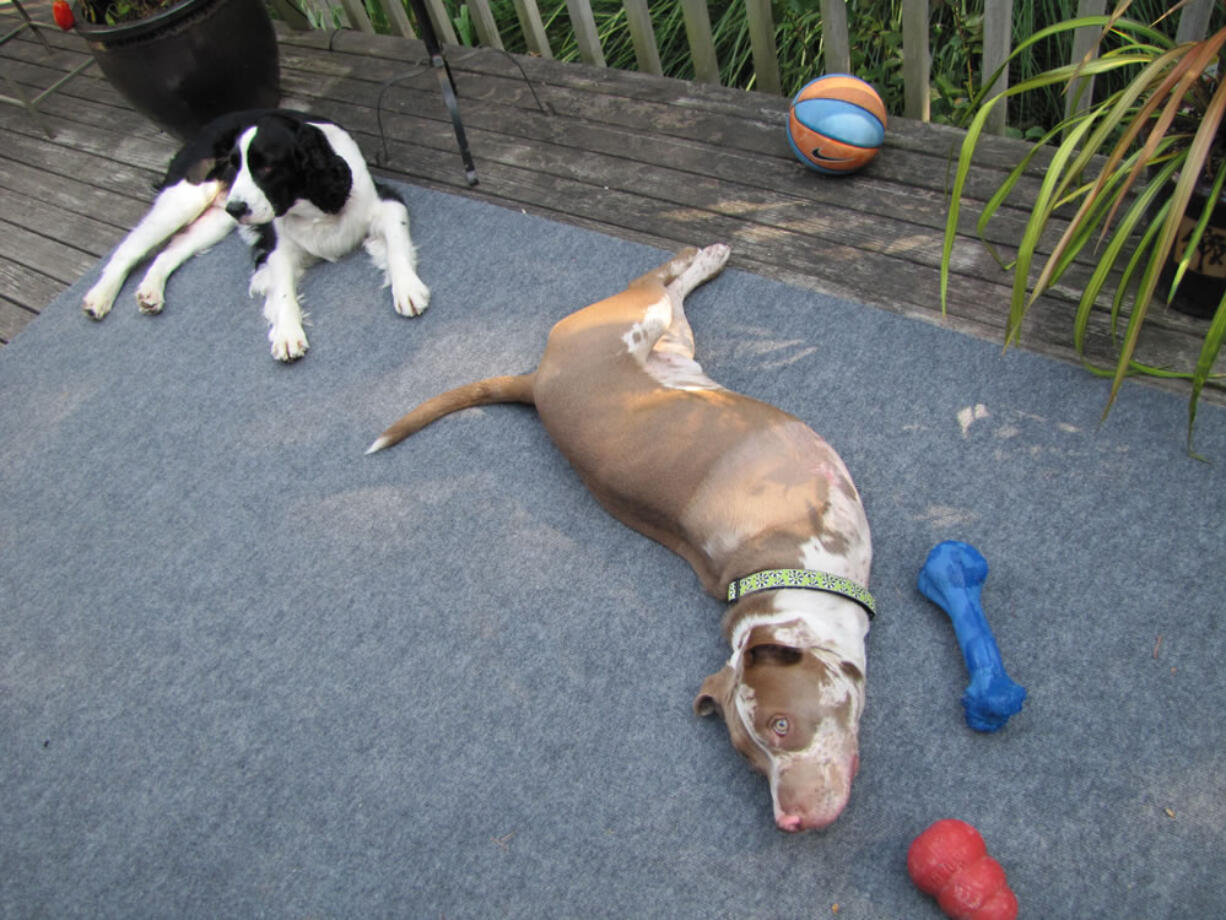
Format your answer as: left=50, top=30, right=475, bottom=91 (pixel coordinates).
left=2, top=183, right=1224, bottom=918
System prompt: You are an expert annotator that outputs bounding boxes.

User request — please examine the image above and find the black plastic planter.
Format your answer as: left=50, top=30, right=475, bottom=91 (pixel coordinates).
left=75, top=0, right=280, bottom=141
left=1165, top=186, right=1226, bottom=320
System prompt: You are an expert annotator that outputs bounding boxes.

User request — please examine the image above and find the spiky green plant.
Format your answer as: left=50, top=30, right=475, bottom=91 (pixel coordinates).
left=941, top=0, right=1226, bottom=449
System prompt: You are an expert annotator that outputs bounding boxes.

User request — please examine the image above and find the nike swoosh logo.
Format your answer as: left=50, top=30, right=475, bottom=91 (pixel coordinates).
left=811, top=147, right=859, bottom=163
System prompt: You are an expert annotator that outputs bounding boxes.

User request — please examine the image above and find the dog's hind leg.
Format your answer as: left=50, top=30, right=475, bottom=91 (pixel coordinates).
left=616, top=245, right=727, bottom=364
left=668, top=243, right=729, bottom=295
left=83, top=179, right=224, bottom=320
left=632, top=244, right=730, bottom=391
left=654, top=243, right=731, bottom=359
left=627, top=247, right=700, bottom=291
left=364, top=198, right=430, bottom=317
left=134, top=205, right=236, bottom=314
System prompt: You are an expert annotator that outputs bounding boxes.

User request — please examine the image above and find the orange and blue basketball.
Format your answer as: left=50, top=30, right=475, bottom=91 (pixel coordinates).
left=787, top=75, right=887, bottom=175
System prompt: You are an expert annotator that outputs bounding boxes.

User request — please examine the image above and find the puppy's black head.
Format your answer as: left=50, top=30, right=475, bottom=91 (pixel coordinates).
left=224, top=113, right=352, bottom=224
left=160, top=108, right=277, bottom=190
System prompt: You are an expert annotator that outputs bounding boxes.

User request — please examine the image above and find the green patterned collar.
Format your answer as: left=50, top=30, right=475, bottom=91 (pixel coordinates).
left=726, top=568, right=876, bottom=619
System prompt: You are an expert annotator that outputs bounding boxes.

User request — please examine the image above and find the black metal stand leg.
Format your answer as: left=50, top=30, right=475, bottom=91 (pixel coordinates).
left=404, top=0, right=478, bottom=186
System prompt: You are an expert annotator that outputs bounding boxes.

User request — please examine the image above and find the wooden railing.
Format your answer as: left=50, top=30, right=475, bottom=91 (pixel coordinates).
left=280, top=0, right=1218, bottom=129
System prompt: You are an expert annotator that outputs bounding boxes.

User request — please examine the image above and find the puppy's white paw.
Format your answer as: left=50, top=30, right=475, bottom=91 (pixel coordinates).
left=392, top=274, right=430, bottom=318
left=135, top=282, right=165, bottom=315
left=83, top=282, right=118, bottom=320
left=269, top=324, right=309, bottom=362
left=249, top=264, right=272, bottom=299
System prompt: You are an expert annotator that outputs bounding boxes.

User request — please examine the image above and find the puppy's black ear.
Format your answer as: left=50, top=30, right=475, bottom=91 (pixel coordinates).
left=296, top=124, right=352, bottom=213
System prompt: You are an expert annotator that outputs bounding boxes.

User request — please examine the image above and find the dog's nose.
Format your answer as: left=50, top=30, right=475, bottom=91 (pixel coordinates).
left=776, top=813, right=804, bottom=833
left=225, top=201, right=250, bottom=220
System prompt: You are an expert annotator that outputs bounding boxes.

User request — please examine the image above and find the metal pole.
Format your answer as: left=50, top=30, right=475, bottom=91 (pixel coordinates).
left=404, top=0, right=478, bottom=186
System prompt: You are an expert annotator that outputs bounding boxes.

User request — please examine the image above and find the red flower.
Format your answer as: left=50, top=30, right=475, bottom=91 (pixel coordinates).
left=52, top=0, right=75, bottom=29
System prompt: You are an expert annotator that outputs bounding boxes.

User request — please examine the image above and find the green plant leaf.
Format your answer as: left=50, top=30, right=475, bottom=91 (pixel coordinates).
left=1004, top=115, right=1097, bottom=346
left=1166, top=76, right=1226, bottom=298
left=1034, top=46, right=1190, bottom=289
left=941, top=53, right=1158, bottom=315
left=1104, top=34, right=1226, bottom=417
left=1072, top=156, right=1179, bottom=359
left=1169, top=158, right=1226, bottom=303
left=1188, top=291, right=1226, bottom=452
left=1102, top=34, right=1226, bottom=241
left=968, top=11, right=1171, bottom=117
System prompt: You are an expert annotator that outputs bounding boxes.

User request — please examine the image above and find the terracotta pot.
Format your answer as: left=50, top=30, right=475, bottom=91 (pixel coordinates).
left=75, top=0, right=280, bottom=141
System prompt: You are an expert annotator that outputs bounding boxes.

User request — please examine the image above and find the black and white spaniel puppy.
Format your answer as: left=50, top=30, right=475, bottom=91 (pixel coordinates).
left=83, top=109, right=430, bottom=361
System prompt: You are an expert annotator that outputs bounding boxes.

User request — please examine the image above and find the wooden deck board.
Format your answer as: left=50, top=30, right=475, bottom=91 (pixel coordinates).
left=1, top=3, right=1220, bottom=406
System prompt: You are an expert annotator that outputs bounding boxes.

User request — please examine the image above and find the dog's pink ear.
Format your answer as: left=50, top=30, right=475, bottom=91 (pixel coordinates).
left=296, top=124, right=352, bottom=214
left=693, top=665, right=735, bottom=717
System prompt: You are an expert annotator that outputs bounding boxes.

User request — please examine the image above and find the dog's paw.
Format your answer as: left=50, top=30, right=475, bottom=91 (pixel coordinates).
left=82, top=283, right=117, bottom=321
left=700, top=243, right=731, bottom=270
left=135, top=282, right=165, bottom=315
left=269, top=324, right=309, bottom=362
left=393, top=275, right=430, bottom=318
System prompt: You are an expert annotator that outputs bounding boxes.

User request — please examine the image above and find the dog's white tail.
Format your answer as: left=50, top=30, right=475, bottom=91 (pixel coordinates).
left=366, top=374, right=536, bottom=454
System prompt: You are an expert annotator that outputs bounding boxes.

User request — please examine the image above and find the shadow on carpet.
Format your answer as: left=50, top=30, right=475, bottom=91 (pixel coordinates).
left=2, top=184, right=1224, bottom=918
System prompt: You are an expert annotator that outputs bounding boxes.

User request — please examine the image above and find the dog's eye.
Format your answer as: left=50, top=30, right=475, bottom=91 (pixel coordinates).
left=770, top=716, right=790, bottom=737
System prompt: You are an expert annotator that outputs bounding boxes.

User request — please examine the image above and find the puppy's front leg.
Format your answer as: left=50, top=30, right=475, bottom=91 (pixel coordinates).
left=84, top=179, right=224, bottom=320
left=250, top=242, right=309, bottom=362
left=365, top=199, right=430, bottom=317
left=135, top=205, right=236, bottom=315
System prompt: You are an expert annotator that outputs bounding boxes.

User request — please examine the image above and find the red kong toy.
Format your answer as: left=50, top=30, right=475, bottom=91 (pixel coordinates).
left=907, top=819, right=1018, bottom=920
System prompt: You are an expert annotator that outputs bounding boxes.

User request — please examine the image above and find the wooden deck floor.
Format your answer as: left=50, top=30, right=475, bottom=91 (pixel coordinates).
left=2, top=1, right=1221, bottom=404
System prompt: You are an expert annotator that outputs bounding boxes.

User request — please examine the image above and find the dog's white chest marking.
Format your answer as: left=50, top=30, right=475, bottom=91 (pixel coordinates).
left=682, top=421, right=871, bottom=581
left=282, top=125, right=376, bottom=263
left=281, top=208, right=368, bottom=263
left=798, top=487, right=872, bottom=584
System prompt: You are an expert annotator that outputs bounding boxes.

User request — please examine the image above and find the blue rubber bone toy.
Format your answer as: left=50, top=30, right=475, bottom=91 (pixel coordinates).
left=917, top=541, right=1027, bottom=732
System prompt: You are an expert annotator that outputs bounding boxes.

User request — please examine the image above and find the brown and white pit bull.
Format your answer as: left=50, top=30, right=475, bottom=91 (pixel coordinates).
left=368, top=244, right=874, bottom=832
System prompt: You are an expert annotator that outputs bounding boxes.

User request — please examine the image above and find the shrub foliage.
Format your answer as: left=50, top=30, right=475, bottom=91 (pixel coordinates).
left=429, top=0, right=1218, bottom=136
